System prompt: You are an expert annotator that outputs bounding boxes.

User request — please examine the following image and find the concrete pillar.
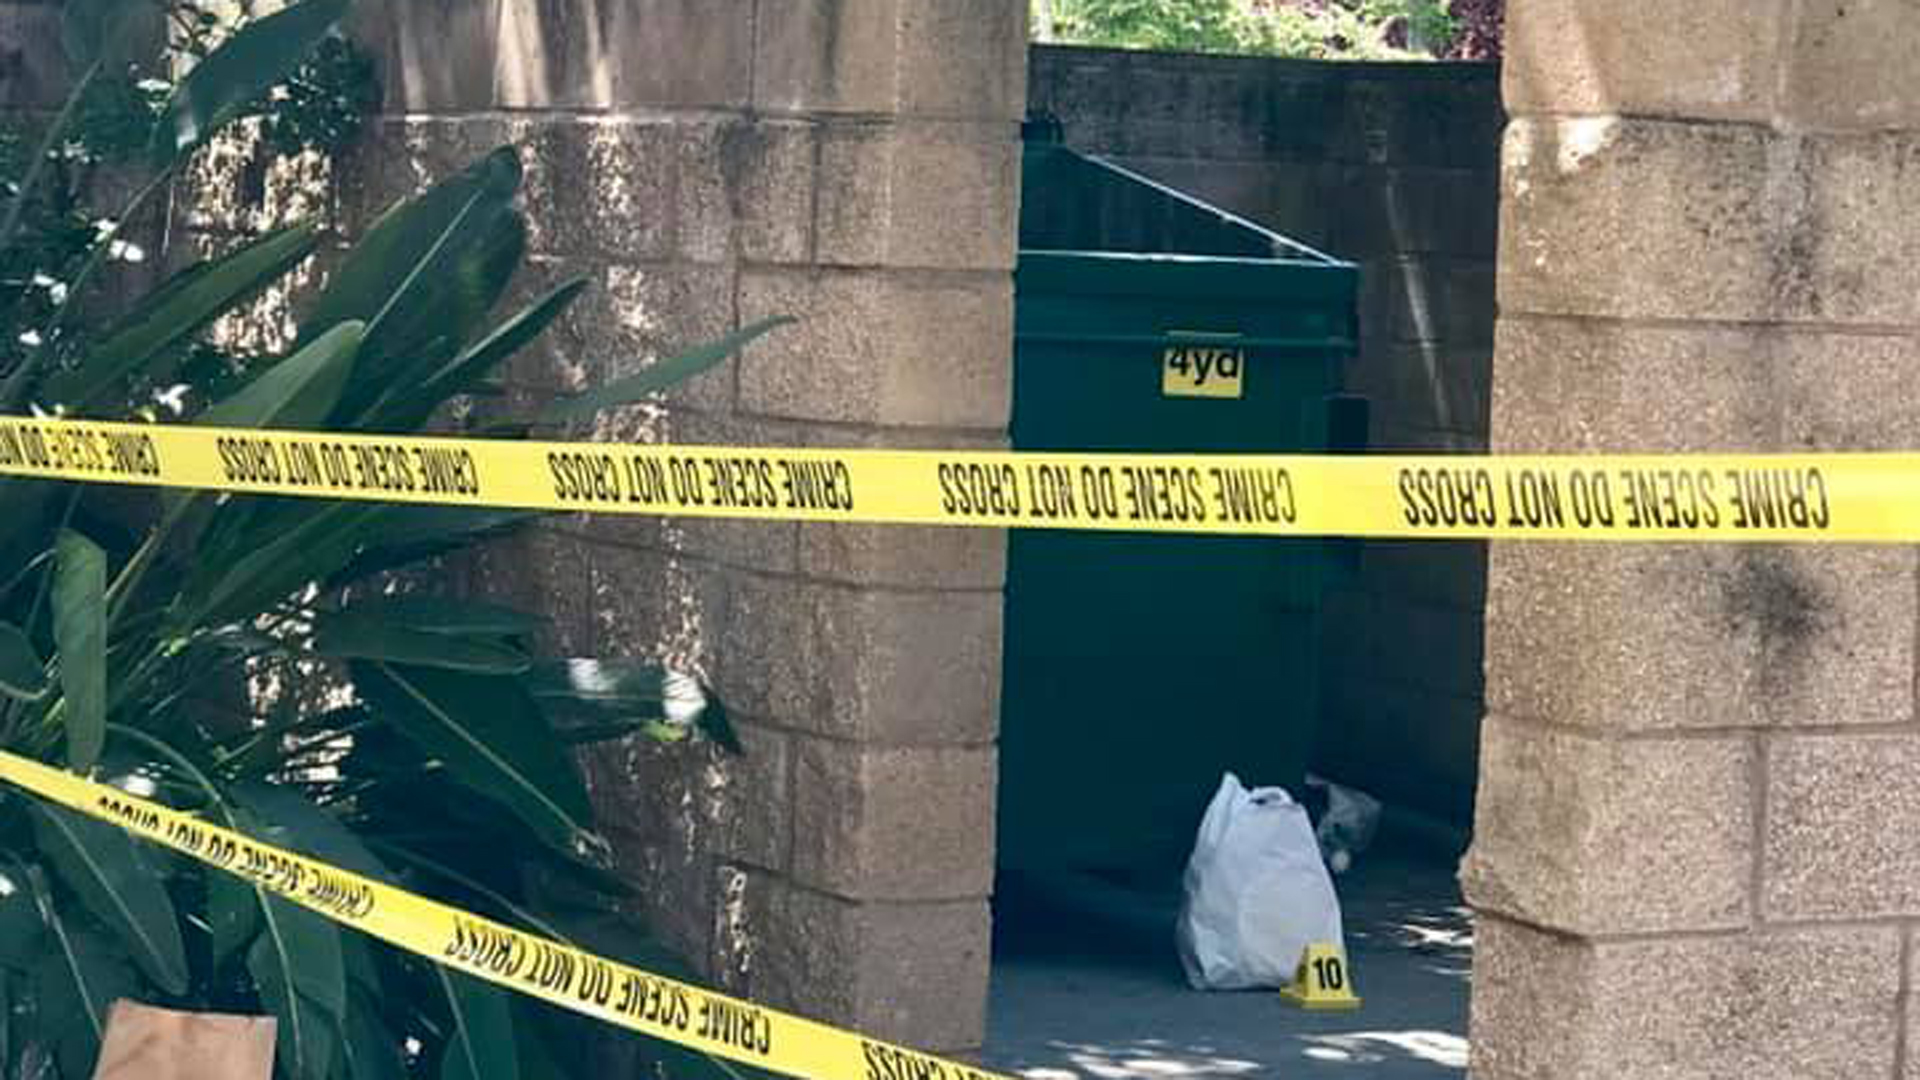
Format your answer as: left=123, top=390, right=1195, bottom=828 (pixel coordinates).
left=1468, top=1, right=1920, bottom=1076
left=345, top=0, right=1026, bottom=1057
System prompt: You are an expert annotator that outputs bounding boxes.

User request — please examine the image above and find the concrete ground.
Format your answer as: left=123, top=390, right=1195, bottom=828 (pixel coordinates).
left=983, top=845, right=1472, bottom=1078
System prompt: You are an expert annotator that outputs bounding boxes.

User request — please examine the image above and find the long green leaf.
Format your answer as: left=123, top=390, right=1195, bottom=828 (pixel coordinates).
left=330, top=507, right=538, bottom=587
left=44, top=222, right=322, bottom=410
left=27, top=873, right=137, bottom=1080
left=425, top=279, right=588, bottom=397
left=247, top=896, right=345, bottom=1080
left=314, top=616, right=531, bottom=674
left=353, top=662, right=596, bottom=858
left=0, top=621, right=46, bottom=701
left=31, top=805, right=188, bottom=994
left=150, top=0, right=351, bottom=163
left=51, top=530, right=106, bottom=771
left=335, top=597, right=541, bottom=637
left=185, top=500, right=385, bottom=629
left=227, top=784, right=371, bottom=1080
left=373, top=277, right=588, bottom=432
left=439, top=970, right=520, bottom=1080
left=343, top=985, right=408, bottom=1080
left=306, top=148, right=518, bottom=332
left=0, top=866, right=43, bottom=970
left=537, top=316, right=795, bottom=426
left=229, top=781, right=390, bottom=878
left=208, top=869, right=260, bottom=967
left=195, top=320, right=364, bottom=431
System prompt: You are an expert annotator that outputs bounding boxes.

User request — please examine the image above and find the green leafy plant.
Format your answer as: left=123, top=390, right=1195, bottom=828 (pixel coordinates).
left=0, top=3, right=782, bottom=1078
left=1038, top=0, right=1460, bottom=60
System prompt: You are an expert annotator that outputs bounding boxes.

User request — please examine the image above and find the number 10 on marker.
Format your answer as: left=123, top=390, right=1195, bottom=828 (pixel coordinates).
left=1280, top=942, right=1362, bottom=1011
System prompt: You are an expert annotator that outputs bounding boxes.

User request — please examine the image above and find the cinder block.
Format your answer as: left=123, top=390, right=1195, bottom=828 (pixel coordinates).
left=1495, top=319, right=1920, bottom=454
left=583, top=714, right=790, bottom=879
left=757, top=0, right=1025, bottom=121
left=1470, top=916, right=1900, bottom=1080
left=1502, top=0, right=1786, bottom=121
left=817, top=121, right=1019, bottom=272
left=718, top=576, right=1001, bottom=746
left=851, top=896, right=993, bottom=1052
left=509, top=260, right=738, bottom=421
left=177, top=124, right=343, bottom=238
left=790, top=738, right=996, bottom=901
left=467, top=523, right=598, bottom=655
left=1790, top=134, right=1920, bottom=326
left=1333, top=167, right=1501, bottom=259
left=1784, top=1, right=1920, bottom=131
left=799, top=522, right=1006, bottom=591
left=1499, top=117, right=1779, bottom=323
left=1330, top=75, right=1506, bottom=169
left=596, top=815, right=715, bottom=970
left=1766, top=734, right=1920, bottom=921
left=584, top=546, right=729, bottom=675
left=492, top=0, right=752, bottom=109
left=737, top=268, right=1013, bottom=429
left=334, top=117, right=517, bottom=237
left=1462, top=715, right=1752, bottom=934
left=726, top=875, right=991, bottom=1052
left=350, top=0, right=498, bottom=112
left=1486, top=541, right=1918, bottom=732
left=586, top=411, right=813, bottom=574
left=1360, top=258, right=1496, bottom=349
left=513, top=119, right=679, bottom=263
left=676, top=120, right=817, bottom=266
left=896, top=0, right=1029, bottom=122
left=752, top=0, right=901, bottom=115
left=0, top=2, right=69, bottom=109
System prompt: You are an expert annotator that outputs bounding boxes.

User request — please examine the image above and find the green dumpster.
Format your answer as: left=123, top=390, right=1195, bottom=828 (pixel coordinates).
left=998, top=135, right=1365, bottom=873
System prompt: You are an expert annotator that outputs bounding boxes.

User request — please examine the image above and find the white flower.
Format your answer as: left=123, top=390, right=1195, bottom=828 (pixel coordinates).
left=108, top=240, right=146, bottom=263
left=136, top=77, right=172, bottom=94
left=17, top=330, right=42, bottom=347
left=154, top=383, right=190, bottom=414
left=92, top=217, right=118, bottom=241
left=31, top=273, right=68, bottom=304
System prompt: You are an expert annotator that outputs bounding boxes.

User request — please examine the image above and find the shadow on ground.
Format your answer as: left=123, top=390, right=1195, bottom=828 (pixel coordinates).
left=984, top=846, right=1471, bottom=1079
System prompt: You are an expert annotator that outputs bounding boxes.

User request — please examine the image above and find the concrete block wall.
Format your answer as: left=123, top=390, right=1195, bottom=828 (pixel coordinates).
left=0, top=0, right=64, bottom=111
left=1467, top=1, right=1920, bottom=1075
left=1028, top=46, right=1503, bottom=822
left=297, top=0, right=1023, bottom=1058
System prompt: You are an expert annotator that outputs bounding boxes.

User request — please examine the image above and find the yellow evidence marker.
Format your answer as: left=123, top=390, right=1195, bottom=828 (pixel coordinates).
left=1279, top=943, right=1362, bottom=1011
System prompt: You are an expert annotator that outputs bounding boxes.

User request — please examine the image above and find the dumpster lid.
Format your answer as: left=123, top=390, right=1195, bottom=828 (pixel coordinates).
left=1018, top=140, right=1346, bottom=268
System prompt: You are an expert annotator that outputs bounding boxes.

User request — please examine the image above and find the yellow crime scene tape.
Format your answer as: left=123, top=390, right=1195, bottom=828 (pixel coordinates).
left=0, top=748, right=1015, bottom=1080
left=2, top=414, right=1917, bottom=541
left=4, top=412, right=1912, bottom=1075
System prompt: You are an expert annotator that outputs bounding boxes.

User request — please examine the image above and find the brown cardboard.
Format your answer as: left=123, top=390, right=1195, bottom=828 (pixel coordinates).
left=89, top=1001, right=276, bottom=1080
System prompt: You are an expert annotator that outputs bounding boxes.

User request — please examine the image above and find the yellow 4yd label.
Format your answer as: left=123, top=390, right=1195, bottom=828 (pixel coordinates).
left=1162, top=344, right=1245, bottom=399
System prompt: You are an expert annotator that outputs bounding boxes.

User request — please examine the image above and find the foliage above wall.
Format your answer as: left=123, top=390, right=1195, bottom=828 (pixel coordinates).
left=1032, top=0, right=1503, bottom=61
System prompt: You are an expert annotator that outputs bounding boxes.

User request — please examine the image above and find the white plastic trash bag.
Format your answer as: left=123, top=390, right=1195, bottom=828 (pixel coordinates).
left=1177, top=772, right=1345, bottom=990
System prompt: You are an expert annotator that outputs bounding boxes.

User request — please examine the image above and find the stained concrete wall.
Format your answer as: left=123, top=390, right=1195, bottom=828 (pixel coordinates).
left=1027, top=45, right=1503, bottom=823
left=214, top=0, right=1027, bottom=1058
left=1467, top=1, right=1920, bottom=1075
